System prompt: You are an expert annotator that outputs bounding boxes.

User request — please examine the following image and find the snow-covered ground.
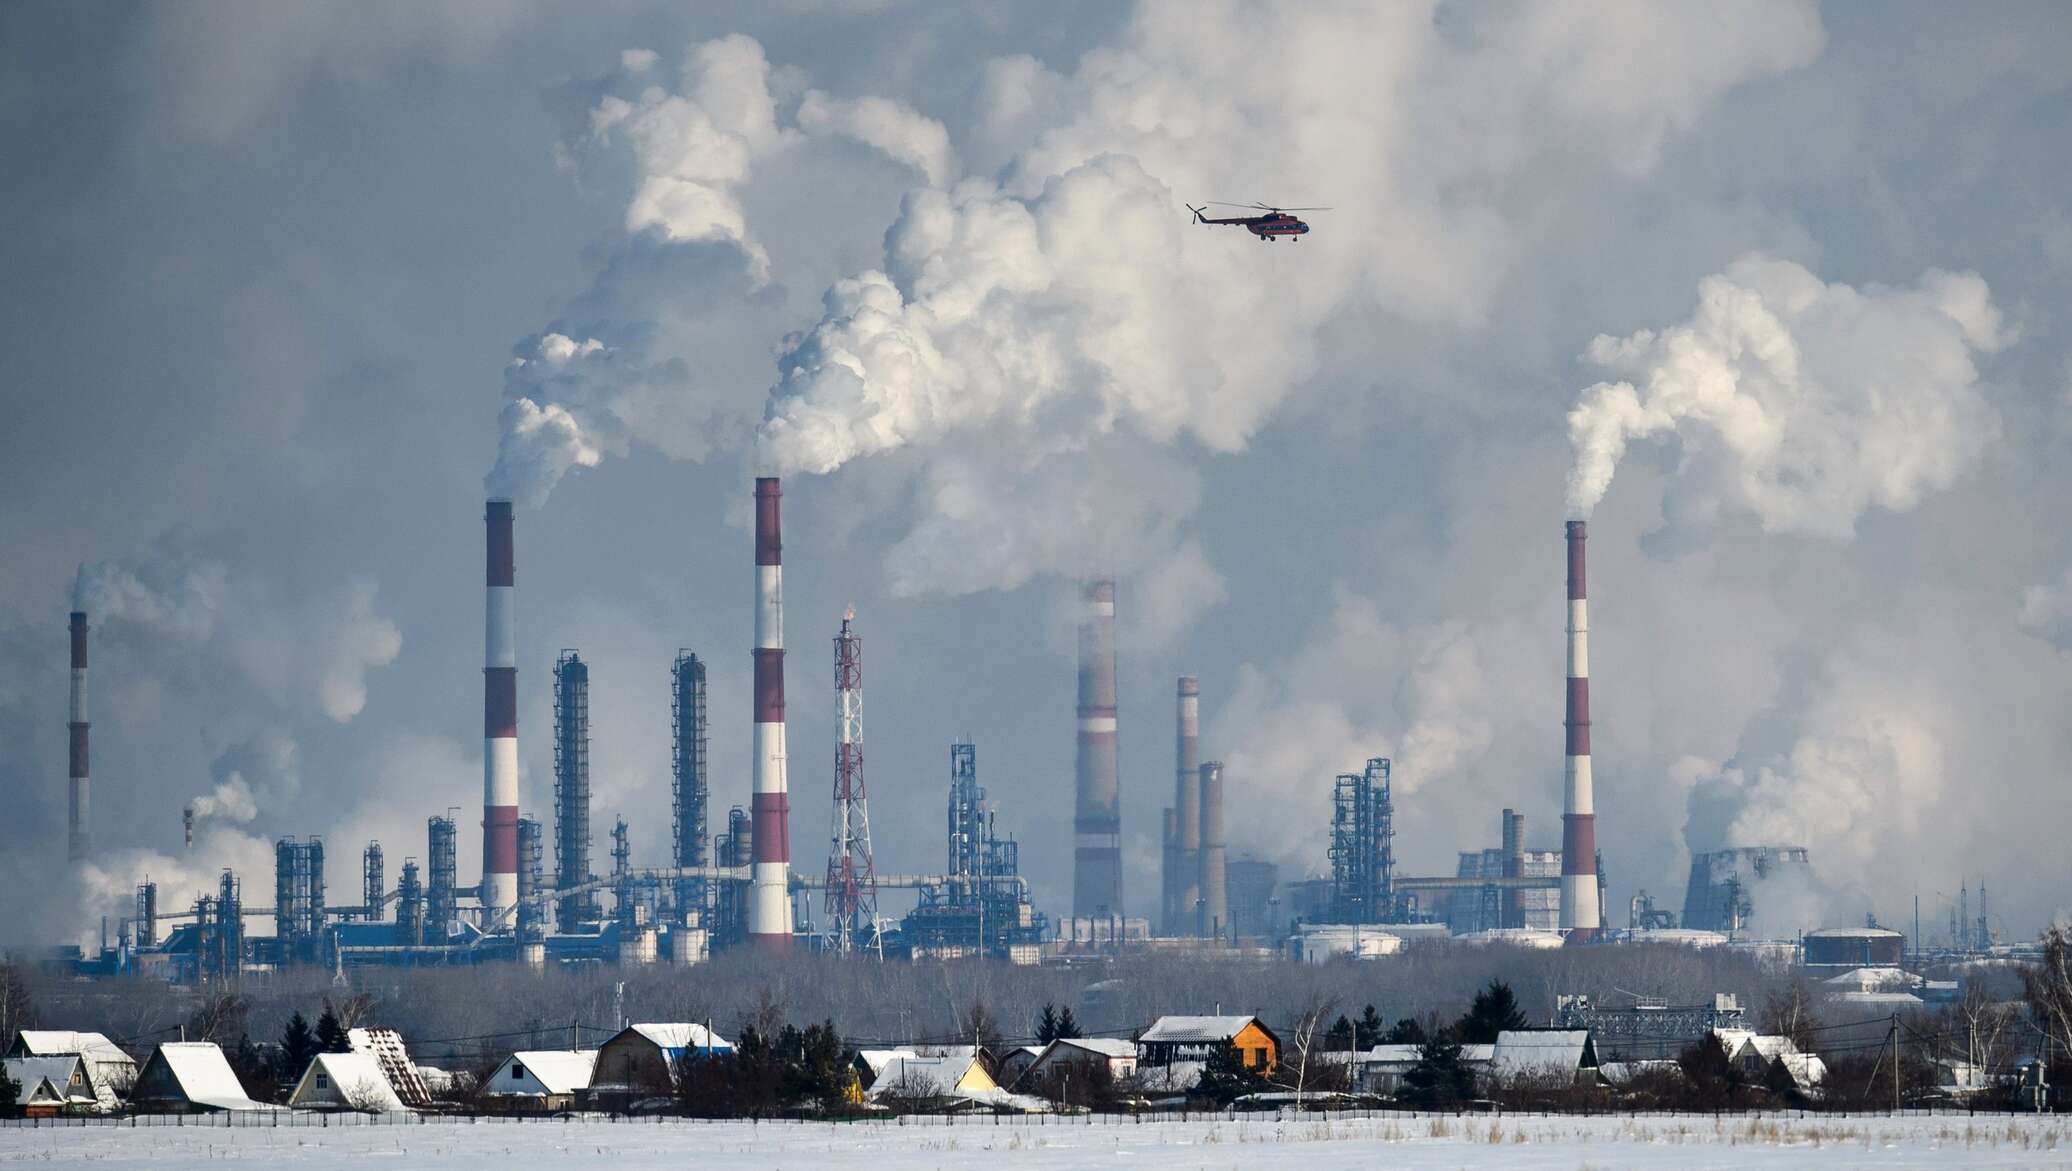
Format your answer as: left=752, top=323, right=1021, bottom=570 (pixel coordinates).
left=0, top=1112, right=2066, bottom=1168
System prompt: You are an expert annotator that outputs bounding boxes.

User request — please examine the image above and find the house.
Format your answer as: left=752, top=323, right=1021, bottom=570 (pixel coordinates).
left=339, top=1028, right=435, bottom=1107
left=129, top=1042, right=276, bottom=1112
left=1022, top=1038, right=1137, bottom=1092
left=288, top=1052, right=410, bottom=1112
left=1138, top=1015, right=1279, bottom=1077
left=5, top=1056, right=99, bottom=1116
left=1711, top=1029, right=1828, bottom=1094
left=589, top=1023, right=732, bottom=1106
left=1345, top=1043, right=1496, bottom=1096
left=482, top=1050, right=598, bottom=1111
left=989, top=1045, right=1045, bottom=1089
left=855, top=1048, right=921, bottom=1091
left=6, top=1031, right=138, bottom=1111
left=864, top=1051, right=1002, bottom=1109
left=1489, top=1030, right=1597, bottom=1086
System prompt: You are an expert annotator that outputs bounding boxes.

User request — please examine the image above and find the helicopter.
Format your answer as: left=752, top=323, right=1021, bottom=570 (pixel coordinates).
left=1187, top=201, right=1330, bottom=241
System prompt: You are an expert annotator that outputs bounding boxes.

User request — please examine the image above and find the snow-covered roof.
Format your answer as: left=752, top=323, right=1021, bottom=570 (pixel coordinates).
left=492, top=1050, right=598, bottom=1096
left=346, top=1027, right=433, bottom=1107
left=1599, top=1060, right=1682, bottom=1086
left=1139, top=1015, right=1260, bottom=1044
left=858, top=1048, right=922, bottom=1078
left=865, top=1053, right=993, bottom=1102
left=5, top=1056, right=93, bottom=1107
left=11, top=1031, right=133, bottom=1067
left=1824, top=966, right=1916, bottom=990
left=293, top=1051, right=408, bottom=1112
left=1043, top=1038, right=1137, bottom=1060
left=1490, top=1030, right=1591, bottom=1079
left=626, top=1022, right=732, bottom=1056
left=143, top=1042, right=275, bottom=1111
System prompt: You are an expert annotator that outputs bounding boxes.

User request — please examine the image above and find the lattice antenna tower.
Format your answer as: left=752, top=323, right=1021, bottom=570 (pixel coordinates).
left=824, top=608, right=879, bottom=952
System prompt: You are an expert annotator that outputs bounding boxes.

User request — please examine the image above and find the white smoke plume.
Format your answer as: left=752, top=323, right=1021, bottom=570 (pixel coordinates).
left=2018, top=567, right=2072, bottom=650
left=187, top=775, right=258, bottom=825
left=1564, top=256, right=2005, bottom=533
left=492, top=39, right=952, bottom=509
left=71, top=557, right=226, bottom=640
left=316, top=577, right=403, bottom=723
left=758, top=3, right=1821, bottom=601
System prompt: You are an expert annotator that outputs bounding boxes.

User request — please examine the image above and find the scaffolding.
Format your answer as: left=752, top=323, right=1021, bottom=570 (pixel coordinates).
left=363, top=841, right=385, bottom=922
left=274, top=836, right=326, bottom=963
left=1328, top=757, right=1395, bottom=924
left=553, top=650, right=597, bottom=933
left=134, top=881, right=158, bottom=947
left=823, top=611, right=878, bottom=953
left=195, top=870, right=242, bottom=985
left=671, top=651, right=709, bottom=922
left=516, top=817, right=545, bottom=942
left=427, top=814, right=457, bottom=941
left=901, top=743, right=1046, bottom=960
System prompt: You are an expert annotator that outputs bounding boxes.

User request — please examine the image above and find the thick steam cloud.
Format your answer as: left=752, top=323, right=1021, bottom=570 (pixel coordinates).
left=1565, top=256, right=2004, bottom=535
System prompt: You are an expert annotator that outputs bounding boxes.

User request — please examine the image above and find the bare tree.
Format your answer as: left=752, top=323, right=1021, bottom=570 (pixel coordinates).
left=340, top=1077, right=394, bottom=1114
left=1278, top=992, right=1342, bottom=1104
left=2023, top=924, right=2072, bottom=1058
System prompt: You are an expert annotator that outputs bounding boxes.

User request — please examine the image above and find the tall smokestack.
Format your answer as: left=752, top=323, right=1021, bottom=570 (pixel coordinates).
left=68, top=611, right=89, bottom=863
left=1501, top=808, right=1524, bottom=929
left=482, top=501, right=520, bottom=921
left=1198, top=760, right=1226, bottom=941
left=749, top=477, right=792, bottom=949
left=1173, top=677, right=1201, bottom=935
left=1560, top=521, right=1600, bottom=942
left=1073, top=580, right=1121, bottom=920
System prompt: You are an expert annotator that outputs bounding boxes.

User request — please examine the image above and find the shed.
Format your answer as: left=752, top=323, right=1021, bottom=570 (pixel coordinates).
left=1138, top=1015, right=1279, bottom=1075
left=129, top=1042, right=275, bottom=1112
left=483, top=1050, right=598, bottom=1110
left=590, top=1023, right=732, bottom=1105
left=6, top=1031, right=137, bottom=1110
left=1489, top=1030, right=1597, bottom=1084
left=288, top=1051, right=410, bottom=1112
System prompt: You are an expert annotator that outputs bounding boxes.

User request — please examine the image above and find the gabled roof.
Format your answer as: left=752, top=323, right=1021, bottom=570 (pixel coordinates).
left=291, top=1051, right=408, bottom=1112
left=1038, top=1037, right=1137, bottom=1061
left=5, top=1056, right=92, bottom=1107
left=491, top=1050, right=598, bottom=1096
left=1490, top=1030, right=1593, bottom=1078
left=10, top=1031, right=133, bottom=1067
left=138, top=1043, right=275, bottom=1111
left=620, top=1023, right=732, bottom=1057
left=346, top=1027, right=433, bottom=1107
left=857, top=1049, right=921, bottom=1078
left=865, top=1053, right=997, bottom=1102
left=1139, top=1015, right=1263, bottom=1044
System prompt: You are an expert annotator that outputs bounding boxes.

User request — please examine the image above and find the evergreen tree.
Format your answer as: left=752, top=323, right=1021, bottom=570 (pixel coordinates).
left=1456, top=980, right=1528, bottom=1044
left=1326, top=1013, right=1355, bottom=1046
left=1382, top=1017, right=1428, bottom=1045
left=1193, top=1041, right=1266, bottom=1105
left=228, top=1034, right=275, bottom=1103
left=1036, top=1004, right=1061, bottom=1044
left=1054, top=1006, right=1082, bottom=1040
left=1354, top=1005, right=1386, bottom=1049
left=280, top=1011, right=319, bottom=1085
left=1399, top=1037, right=1476, bottom=1107
left=314, top=1002, right=350, bottom=1053
left=0, top=1059, right=19, bottom=1113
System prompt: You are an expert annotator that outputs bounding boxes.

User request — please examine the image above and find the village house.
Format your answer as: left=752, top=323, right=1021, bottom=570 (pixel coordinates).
left=1138, top=1015, right=1279, bottom=1078
left=481, top=1050, right=598, bottom=1112
left=588, top=1023, right=732, bottom=1108
left=6, top=1031, right=136, bottom=1112
left=1022, top=1037, right=1138, bottom=1092
left=129, top=1042, right=275, bottom=1113
left=289, top=1051, right=411, bottom=1112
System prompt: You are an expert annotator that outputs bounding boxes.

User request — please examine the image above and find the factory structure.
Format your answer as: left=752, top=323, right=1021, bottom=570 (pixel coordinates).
left=63, top=490, right=1954, bottom=979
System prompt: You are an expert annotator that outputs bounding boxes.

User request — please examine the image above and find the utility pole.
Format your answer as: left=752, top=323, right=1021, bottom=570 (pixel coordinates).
left=1891, top=1013, right=1901, bottom=1115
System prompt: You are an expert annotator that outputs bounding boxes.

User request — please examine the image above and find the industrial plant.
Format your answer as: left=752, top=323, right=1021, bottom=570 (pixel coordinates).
left=49, top=482, right=1999, bottom=984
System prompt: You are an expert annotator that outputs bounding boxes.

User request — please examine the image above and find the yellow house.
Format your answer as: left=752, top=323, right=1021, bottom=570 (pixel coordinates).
left=863, top=1048, right=999, bottom=1105
left=1138, top=1015, right=1280, bottom=1077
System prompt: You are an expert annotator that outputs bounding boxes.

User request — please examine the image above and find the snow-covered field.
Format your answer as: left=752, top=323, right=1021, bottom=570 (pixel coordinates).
left=0, top=1112, right=2066, bottom=1169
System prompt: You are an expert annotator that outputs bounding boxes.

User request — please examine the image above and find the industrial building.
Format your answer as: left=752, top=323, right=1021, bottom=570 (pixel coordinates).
left=1680, top=846, right=1814, bottom=934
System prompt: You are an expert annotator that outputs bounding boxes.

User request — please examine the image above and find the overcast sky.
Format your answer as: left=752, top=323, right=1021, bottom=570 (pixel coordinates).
left=3, top=1, right=2070, bottom=947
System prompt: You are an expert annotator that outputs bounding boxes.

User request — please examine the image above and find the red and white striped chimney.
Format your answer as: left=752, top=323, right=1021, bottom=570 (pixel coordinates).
left=68, top=610, right=89, bottom=863
left=482, top=501, right=520, bottom=919
left=1559, top=520, right=1600, bottom=942
left=749, top=477, right=792, bottom=948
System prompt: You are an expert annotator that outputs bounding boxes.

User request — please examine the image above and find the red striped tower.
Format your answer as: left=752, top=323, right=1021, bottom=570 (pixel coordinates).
left=749, top=477, right=793, bottom=948
left=483, top=501, right=521, bottom=919
left=67, top=610, right=89, bottom=863
left=1072, top=580, right=1122, bottom=919
left=1560, top=520, right=1600, bottom=942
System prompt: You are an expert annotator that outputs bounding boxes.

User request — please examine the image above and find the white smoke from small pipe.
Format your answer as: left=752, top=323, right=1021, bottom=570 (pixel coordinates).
left=1563, top=256, right=2004, bottom=532
left=187, top=776, right=258, bottom=825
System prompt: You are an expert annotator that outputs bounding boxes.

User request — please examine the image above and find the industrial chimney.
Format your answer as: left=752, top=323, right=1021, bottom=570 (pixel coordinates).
left=67, top=610, right=89, bottom=863
left=1073, top=580, right=1121, bottom=920
left=1560, top=521, right=1601, bottom=942
left=1198, top=760, right=1226, bottom=942
left=1173, top=676, right=1201, bottom=935
left=482, top=501, right=520, bottom=922
left=748, top=477, right=792, bottom=949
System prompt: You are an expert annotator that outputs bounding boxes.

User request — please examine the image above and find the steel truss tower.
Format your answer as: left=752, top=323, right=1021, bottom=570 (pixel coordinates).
left=1328, top=757, right=1395, bottom=924
left=823, top=609, right=878, bottom=952
left=671, top=651, right=709, bottom=920
left=553, top=650, right=596, bottom=933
